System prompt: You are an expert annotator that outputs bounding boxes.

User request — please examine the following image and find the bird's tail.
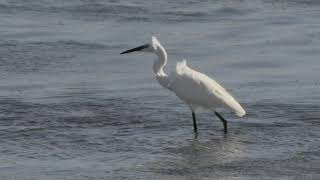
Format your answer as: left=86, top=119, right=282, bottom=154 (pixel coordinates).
left=235, top=107, right=246, bottom=117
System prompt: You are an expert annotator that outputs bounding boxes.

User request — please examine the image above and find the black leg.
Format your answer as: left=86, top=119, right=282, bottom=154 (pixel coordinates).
left=215, top=111, right=228, bottom=134
left=192, top=112, right=198, bottom=134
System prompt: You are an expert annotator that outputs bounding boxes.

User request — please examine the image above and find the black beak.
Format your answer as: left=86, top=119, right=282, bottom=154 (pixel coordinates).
left=120, top=44, right=149, bottom=54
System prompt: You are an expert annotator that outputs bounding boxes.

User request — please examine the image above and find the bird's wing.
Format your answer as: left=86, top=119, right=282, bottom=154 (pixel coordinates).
left=172, top=60, right=246, bottom=117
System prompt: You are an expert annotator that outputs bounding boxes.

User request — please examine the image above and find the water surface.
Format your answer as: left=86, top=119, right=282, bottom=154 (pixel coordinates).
left=0, top=0, right=320, bottom=179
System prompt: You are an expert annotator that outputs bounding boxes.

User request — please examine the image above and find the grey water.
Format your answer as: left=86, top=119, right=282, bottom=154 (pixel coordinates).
left=0, top=0, right=320, bottom=179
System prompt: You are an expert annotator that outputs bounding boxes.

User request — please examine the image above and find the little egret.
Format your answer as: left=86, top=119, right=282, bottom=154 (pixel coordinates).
left=120, top=36, right=246, bottom=134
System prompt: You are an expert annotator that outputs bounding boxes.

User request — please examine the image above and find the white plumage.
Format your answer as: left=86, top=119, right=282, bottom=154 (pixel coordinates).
left=121, top=36, right=246, bottom=133
left=169, top=60, right=246, bottom=117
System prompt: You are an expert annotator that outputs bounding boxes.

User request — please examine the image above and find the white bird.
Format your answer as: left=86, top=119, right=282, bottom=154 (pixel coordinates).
left=120, top=36, right=246, bottom=134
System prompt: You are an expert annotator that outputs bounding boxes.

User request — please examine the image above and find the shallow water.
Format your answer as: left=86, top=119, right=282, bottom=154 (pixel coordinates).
left=0, top=0, right=320, bottom=179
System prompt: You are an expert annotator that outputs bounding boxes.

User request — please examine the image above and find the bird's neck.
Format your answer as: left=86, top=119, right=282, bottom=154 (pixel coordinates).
left=153, top=46, right=170, bottom=88
left=153, top=46, right=167, bottom=76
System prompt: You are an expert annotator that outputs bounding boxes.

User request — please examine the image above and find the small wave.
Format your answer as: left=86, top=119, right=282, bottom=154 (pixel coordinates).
left=0, top=40, right=111, bottom=49
left=27, top=40, right=116, bottom=50
left=246, top=101, right=320, bottom=125
left=0, top=1, right=150, bottom=22
left=0, top=40, right=75, bottom=74
left=214, top=6, right=253, bottom=16
left=163, top=11, right=209, bottom=18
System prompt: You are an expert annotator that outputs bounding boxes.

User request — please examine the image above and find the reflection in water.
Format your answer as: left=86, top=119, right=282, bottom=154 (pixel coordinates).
left=150, top=135, right=247, bottom=179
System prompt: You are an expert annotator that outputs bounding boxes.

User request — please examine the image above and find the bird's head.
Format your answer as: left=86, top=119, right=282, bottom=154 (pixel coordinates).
left=120, top=36, right=163, bottom=54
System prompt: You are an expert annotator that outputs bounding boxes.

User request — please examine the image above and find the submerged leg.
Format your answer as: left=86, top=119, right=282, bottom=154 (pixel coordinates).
left=214, top=111, right=228, bottom=134
left=192, top=112, right=198, bottom=134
